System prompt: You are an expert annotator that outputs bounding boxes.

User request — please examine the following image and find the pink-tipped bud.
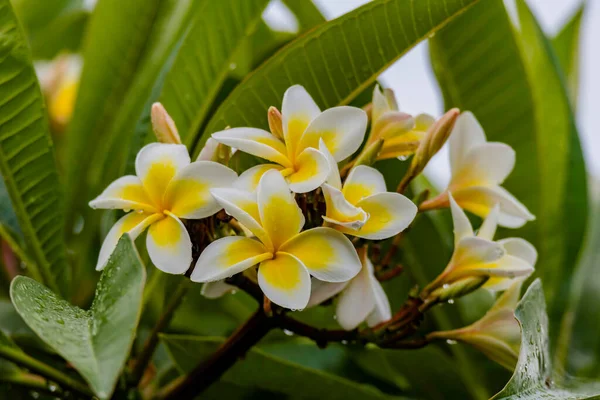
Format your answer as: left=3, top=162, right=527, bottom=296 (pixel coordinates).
left=151, top=102, right=181, bottom=144
left=268, top=106, right=284, bottom=139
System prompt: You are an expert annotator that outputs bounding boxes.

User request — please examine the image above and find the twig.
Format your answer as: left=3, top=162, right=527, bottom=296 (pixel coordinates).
left=225, top=273, right=263, bottom=303
left=276, top=315, right=359, bottom=348
left=0, top=372, right=63, bottom=396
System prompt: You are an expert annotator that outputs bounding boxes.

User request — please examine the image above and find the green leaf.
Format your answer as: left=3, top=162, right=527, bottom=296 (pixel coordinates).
left=492, top=279, right=600, bottom=399
left=28, top=10, right=89, bottom=60
left=161, top=335, right=402, bottom=399
left=429, top=0, right=587, bottom=337
left=0, top=329, right=22, bottom=375
left=0, top=0, right=69, bottom=295
left=10, top=236, right=146, bottom=399
left=551, top=5, right=584, bottom=109
left=281, top=0, right=326, bottom=30
left=196, top=0, right=480, bottom=155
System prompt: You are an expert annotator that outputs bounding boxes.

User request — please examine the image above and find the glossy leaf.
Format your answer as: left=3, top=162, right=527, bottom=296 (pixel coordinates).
left=197, top=0, right=480, bottom=155
left=429, top=0, right=587, bottom=336
left=492, top=279, right=600, bottom=399
left=10, top=236, right=145, bottom=399
left=161, top=335, right=400, bottom=399
left=0, top=0, right=69, bottom=295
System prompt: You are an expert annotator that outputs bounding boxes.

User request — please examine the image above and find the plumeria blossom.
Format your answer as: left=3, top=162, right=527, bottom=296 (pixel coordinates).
left=428, top=279, right=524, bottom=370
left=367, top=85, right=435, bottom=160
left=191, top=170, right=361, bottom=310
left=308, top=247, right=391, bottom=330
left=211, top=85, right=367, bottom=193
left=425, top=195, right=535, bottom=294
left=421, top=112, right=535, bottom=228
left=320, top=142, right=417, bottom=239
left=89, top=143, right=237, bottom=273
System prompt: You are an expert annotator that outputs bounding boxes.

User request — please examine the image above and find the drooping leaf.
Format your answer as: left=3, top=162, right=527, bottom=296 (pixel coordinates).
left=429, top=0, right=587, bottom=338
left=10, top=236, right=146, bottom=399
left=492, top=279, right=600, bottom=399
left=0, top=0, right=69, bottom=295
left=551, top=5, right=584, bottom=109
left=196, top=0, right=480, bottom=156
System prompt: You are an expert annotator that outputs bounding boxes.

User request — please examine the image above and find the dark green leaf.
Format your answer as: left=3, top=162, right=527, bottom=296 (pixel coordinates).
left=28, top=10, right=89, bottom=60
left=10, top=236, right=145, bottom=399
left=0, top=0, right=69, bottom=295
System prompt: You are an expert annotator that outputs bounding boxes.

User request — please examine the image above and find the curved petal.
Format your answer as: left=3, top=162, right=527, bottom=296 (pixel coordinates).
left=96, top=212, right=161, bottom=270
left=452, top=237, right=506, bottom=269
left=233, top=164, right=281, bottom=192
left=279, top=227, right=361, bottom=282
left=135, top=143, right=190, bottom=206
left=89, top=175, right=157, bottom=213
left=212, top=128, right=291, bottom=167
left=286, top=147, right=329, bottom=193
left=201, top=281, right=236, bottom=299
left=451, top=185, right=535, bottom=228
left=372, top=85, right=393, bottom=123
left=336, top=264, right=375, bottom=330
left=164, top=161, right=237, bottom=219
left=497, top=238, right=538, bottom=265
left=282, top=85, right=321, bottom=157
left=343, top=192, right=417, bottom=240
left=196, top=137, right=220, bottom=161
left=257, top=170, right=304, bottom=249
left=318, top=139, right=341, bottom=189
left=209, top=188, right=271, bottom=248
left=481, top=255, right=534, bottom=281
left=366, top=278, right=392, bottom=327
left=299, top=106, right=367, bottom=161
left=415, top=113, right=436, bottom=131
left=191, top=236, right=271, bottom=282
left=477, top=204, right=500, bottom=241
left=146, top=214, right=192, bottom=274
left=322, top=184, right=367, bottom=230
left=307, top=279, right=348, bottom=308
left=449, top=112, right=487, bottom=173
left=450, top=143, right=515, bottom=189
left=258, top=252, right=311, bottom=310
left=343, top=166, right=387, bottom=205
left=449, top=193, right=474, bottom=246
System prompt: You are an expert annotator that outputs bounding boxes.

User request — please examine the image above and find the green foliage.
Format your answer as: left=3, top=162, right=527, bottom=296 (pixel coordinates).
left=10, top=236, right=145, bottom=399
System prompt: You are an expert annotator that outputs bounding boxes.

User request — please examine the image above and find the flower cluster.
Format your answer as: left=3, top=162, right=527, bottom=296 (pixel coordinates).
left=89, top=84, right=537, bottom=344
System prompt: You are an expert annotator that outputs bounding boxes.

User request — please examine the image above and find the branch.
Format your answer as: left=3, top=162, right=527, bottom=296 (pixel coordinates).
left=275, top=315, right=359, bottom=347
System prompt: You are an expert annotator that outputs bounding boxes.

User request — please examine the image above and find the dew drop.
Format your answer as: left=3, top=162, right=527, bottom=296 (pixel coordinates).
left=442, top=284, right=450, bottom=289
left=447, top=299, right=454, bottom=304
left=283, top=329, right=294, bottom=336
left=398, top=155, right=410, bottom=161
left=446, top=339, right=457, bottom=345
left=229, top=62, right=237, bottom=70
left=341, top=340, right=349, bottom=345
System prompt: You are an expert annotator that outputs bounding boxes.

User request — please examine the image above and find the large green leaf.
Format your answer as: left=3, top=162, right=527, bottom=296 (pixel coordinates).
left=0, top=0, right=69, bottom=295
left=281, top=0, right=326, bottom=30
left=551, top=5, right=584, bottom=109
left=429, top=0, right=587, bottom=337
left=492, top=279, right=600, bottom=399
left=161, top=335, right=403, bottom=399
left=196, top=0, right=480, bottom=155
left=10, top=236, right=145, bottom=399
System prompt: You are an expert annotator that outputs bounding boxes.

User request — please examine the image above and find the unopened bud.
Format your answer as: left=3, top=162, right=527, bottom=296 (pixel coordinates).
left=353, top=139, right=384, bottom=167
left=197, top=137, right=232, bottom=165
left=268, top=106, right=284, bottom=139
left=151, top=102, right=181, bottom=144
left=428, top=276, right=489, bottom=303
left=373, top=112, right=415, bottom=141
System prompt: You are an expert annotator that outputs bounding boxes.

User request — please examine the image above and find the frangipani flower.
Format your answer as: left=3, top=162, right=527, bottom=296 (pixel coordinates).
left=428, top=279, right=523, bottom=370
left=37, top=55, right=81, bottom=128
left=191, top=170, right=361, bottom=310
left=212, top=85, right=367, bottom=193
left=320, top=142, right=417, bottom=239
left=367, top=85, right=435, bottom=160
left=308, top=247, right=391, bottom=330
left=89, top=143, right=237, bottom=273
left=420, top=112, right=535, bottom=228
left=424, top=195, right=535, bottom=295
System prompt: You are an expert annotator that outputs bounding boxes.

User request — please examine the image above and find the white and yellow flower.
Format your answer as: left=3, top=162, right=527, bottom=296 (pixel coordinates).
left=425, top=195, right=535, bottom=294
left=89, top=143, right=237, bottom=273
left=308, top=247, right=391, bottom=330
left=428, top=279, right=523, bottom=370
left=212, top=85, right=367, bottom=193
left=367, top=85, right=434, bottom=160
left=320, top=142, right=417, bottom=239
left=421, top=112, right=535, bottom=228
left=191, top=169, right=361, bottom=310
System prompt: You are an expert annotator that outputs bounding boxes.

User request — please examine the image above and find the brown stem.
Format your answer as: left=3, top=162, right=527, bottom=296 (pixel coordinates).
left=158, top=309, right=273, bottom=400
left=376, top=264, right=404, bottom=282
left=276, top=315, right=359, bottom=348
left=225, top=273, right=263, bottom=303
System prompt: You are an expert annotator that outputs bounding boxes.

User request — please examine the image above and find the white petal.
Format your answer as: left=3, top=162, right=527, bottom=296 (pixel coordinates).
left=196, top=138, right=220, bottom=161
left=449, top=112, right=487, bottom=173
left=453, top=236, right=505, bottom=268
left=212, top=128, right=291, bottom=167
left=336, top=265, right=375, bottom=330
left=477, top=204, right=500, bottom=241
left=146, top=214, right=192, bottom=274
left=135, top=143, right=190, bottom=206
left=299, top=106, right=367, bottom=161
left=191, top=236, right=271, bottom=282
left=233, top=164, right=281, bottom=192
left=319, top=139, right=341, bottom=190
left=286, top=147, right=329, bottom=193
left=371, top=85, right=392, bottom=124
left=279, top=227, right=361, bottom=282
left=449, top=193, right=474, bottom=246
left=322, top=184, right=368, bottom=231
left=343, top=166, right=387, bottom=205
left=257, top=170, right=304, bottom=249
left=450, top=143, right=515, bottom=188
left=89, top=175, right=157, bottom=213
left=164, top=161, right=237, bottom=219
left=282, top=85, right=321, bottom=157
left=497, top=238, right=538, bottom=265
left=307, top=279, right=348, bottom=307
left=201, top=281, right=236, bottom=299
left=366, top=278, right=392, bottom=327
left=258, top=252, right=311, bottom=310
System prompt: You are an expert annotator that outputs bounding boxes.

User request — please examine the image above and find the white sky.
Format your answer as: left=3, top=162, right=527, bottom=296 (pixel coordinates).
left=265, top=0, right=598, bottom=187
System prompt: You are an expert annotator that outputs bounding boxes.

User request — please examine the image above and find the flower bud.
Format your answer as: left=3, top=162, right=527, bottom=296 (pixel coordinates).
left=428, top=276, right=489, bottom=304
left=268, top=106, right=284, bottom=140
left=151, top=102, right=181, bottom=144
left=411, top=108, right=459, bottom=175
left=353, top=139, right=384, bottom=167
